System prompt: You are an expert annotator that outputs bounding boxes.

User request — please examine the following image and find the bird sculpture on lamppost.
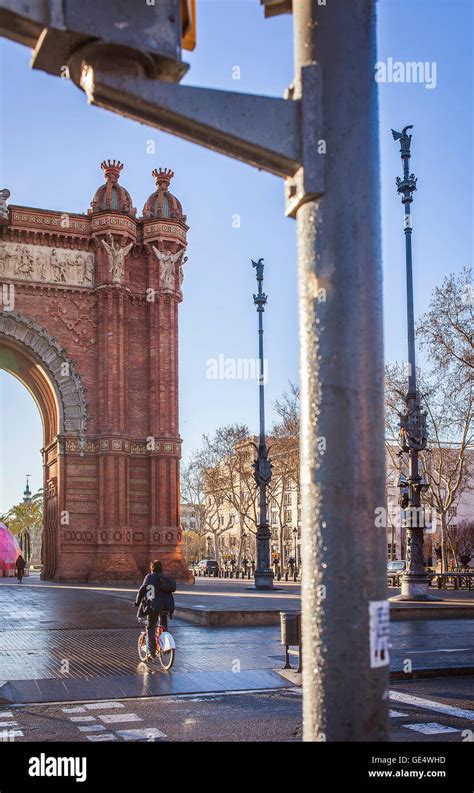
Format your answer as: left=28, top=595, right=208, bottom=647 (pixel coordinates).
left=251, top=258, right=274, bottom=590
left=391, top=126, right=432, bottom=601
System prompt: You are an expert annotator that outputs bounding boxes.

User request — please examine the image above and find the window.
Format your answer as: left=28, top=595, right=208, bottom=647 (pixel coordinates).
left=229, top=514, right=235, bottom=526
left=271, top=511, right=277, bottom=525
left=284, top=493, right=292, bottom=506
left=220, top=515, right=225, bottom=526
left=284, top=509, right=292, bottom=524
left=448, top=507, right=457, bottom=519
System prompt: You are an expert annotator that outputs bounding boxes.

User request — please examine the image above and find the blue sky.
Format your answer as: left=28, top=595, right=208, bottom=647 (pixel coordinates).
left=0, top=0, right=472, bottom=511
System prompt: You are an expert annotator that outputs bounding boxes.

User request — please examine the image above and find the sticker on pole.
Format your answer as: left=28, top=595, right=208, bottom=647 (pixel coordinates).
left=369, top=600, right=390, bottom=668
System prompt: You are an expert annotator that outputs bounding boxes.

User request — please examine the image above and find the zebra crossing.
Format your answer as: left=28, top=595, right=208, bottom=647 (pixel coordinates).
left=0, top=710, right=23, bottom=740
left=388, top=690, right=473, bottom=738
left=0, top=687, right=472, bottom=742
left=61, top=701, right=167, bottom=742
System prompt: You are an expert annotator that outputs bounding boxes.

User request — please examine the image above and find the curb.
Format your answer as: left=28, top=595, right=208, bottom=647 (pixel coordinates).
left=175, top=604, right=474, bottom=626
left=174, top=606, right=292, bottom=626
left=275, top=666, right=474, bottom=687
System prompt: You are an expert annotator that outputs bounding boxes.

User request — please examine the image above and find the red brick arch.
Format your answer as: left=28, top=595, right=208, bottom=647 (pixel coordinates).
left=0, top=164, right=192, bottom=583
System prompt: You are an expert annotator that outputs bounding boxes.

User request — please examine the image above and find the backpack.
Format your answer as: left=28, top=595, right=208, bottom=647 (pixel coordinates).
left=158, top=573, right=176, bottom=594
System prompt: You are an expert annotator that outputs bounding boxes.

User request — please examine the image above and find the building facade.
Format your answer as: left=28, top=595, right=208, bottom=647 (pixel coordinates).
left=0, top=163, right=192, bottom=582
left=200, top=441, right=472, bottom=570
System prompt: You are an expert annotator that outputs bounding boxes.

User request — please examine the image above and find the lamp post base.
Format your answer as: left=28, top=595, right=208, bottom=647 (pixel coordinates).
left=391, top=573, right=441, bottom=601
left=253, top=570, right=274, bottom=590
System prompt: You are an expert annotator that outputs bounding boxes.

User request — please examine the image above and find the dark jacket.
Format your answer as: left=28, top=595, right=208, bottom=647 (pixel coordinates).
left=135, top=572, right=175, bottom=615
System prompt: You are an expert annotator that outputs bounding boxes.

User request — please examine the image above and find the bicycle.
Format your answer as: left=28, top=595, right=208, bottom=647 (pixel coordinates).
left=137, top=614, right=176, bottom=671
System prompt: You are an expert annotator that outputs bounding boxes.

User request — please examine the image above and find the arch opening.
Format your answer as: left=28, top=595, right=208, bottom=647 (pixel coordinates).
left=0, top=312, right=88, bottom=579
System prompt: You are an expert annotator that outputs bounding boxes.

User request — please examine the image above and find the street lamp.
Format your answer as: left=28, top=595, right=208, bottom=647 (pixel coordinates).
left=19, top=474, right=32, bottom=567
left=292, top=526, right=298, bottom=580
left=251, top=258, right=274, bottom=590
left=392, top=126, right=431, bottom=601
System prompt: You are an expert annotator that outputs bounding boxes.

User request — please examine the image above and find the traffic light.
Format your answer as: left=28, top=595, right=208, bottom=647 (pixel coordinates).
left=0, top=0, right=192, bottom=82
left=260, top=0, right=292, bottom=18
left=182, top=0, right=196, bottom=51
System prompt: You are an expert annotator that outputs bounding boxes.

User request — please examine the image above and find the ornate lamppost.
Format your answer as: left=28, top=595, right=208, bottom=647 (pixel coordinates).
left=19, top=474, right=32, bottom=567
left=392, top=126, right=430, bottom=600
left=251, top=258, right=273, bottom=589
left=292, top=526, right=298, bottom=580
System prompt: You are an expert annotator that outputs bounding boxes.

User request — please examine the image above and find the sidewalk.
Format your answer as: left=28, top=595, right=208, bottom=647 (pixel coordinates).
left=0, top=576, right=472, bottom=706
left=3, top=573, right=471, bottom=625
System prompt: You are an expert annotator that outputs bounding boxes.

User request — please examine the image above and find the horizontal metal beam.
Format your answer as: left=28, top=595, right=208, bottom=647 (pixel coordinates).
left=77, top=67, right=302, bottom=179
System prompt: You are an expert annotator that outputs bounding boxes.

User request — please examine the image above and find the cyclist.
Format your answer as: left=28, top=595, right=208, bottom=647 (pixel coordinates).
left=134, top=560, right=176, bottom=660
left=15, top=554, right=26, bottom=583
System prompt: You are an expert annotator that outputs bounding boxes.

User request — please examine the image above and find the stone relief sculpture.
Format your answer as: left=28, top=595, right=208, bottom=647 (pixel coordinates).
left=50, top=248, right=66, bottom=282
left=16, top=245, right=34, bottom=277
left=152, top=245, right=184, bottom=290
left=0, top=189, right=10, bottom=221
left=0, top=244, right=7, bottom=276
left=179, top=255, right=188, bottom=288
left=0, top=241, right=95, bottom=287
left=36, top=249, right=48, bottom=280
left=101, top=234, right=133, bottom=283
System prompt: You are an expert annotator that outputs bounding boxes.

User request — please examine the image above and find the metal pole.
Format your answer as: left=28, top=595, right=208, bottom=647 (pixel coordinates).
left=294, top=0, right=390, bottom=741
left=252, top=258, right=274, bottom=589
left=392, top=126, right=430, bottom=600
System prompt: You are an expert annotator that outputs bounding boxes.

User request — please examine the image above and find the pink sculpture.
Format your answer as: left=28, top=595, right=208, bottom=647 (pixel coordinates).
left=0, top=522, right=22, bottom=577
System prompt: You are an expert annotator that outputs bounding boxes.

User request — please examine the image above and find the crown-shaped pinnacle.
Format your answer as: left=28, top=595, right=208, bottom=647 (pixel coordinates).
left=101, top=160, right=124, bottom=180
left=152, top=168, right=174, bottom=189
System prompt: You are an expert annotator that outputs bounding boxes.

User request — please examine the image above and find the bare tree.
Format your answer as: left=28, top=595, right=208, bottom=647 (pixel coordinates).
left=180, top=456, right=212, bottom=561
left=270, top=383, right=301, bottom=565
left=386, top=268, right=474, bottom=571
left=198, top=424, right=258, bottom=568
left=417, top=267, right=473, bottom=380
left=385, top=364, right=473, bottom=571
left=450, top=520, right=474, bottom=565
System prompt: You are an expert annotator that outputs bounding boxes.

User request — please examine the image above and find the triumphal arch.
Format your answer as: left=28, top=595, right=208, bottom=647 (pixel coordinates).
left=0, top=161, right=192, bottom=582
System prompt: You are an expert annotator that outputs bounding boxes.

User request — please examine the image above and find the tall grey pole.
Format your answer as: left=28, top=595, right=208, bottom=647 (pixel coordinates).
left=392, top=126, right=430, bottom=600
left=252, top=258, right=273, bottom=590
left=0, top=0, right=390, bottom=742
left=294, top=0, right=390, bottom=741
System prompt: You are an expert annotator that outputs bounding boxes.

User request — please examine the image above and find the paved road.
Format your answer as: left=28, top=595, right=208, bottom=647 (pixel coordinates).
left=389, top=676, right=474, bottom=742
left=1, top=677, right=472, bottom=743
left=0, top=578, right=473, bottom=744
left=0, top=580, right=472, bottom=686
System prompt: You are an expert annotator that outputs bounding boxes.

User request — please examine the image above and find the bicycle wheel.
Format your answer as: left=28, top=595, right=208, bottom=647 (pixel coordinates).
left=137, top=632, right=147, bottom=662
left=158, top=648, right=174, bottom=671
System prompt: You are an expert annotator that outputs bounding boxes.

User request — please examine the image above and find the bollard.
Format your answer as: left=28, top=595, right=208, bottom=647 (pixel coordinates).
left=280, top=612, right=302, bottom=672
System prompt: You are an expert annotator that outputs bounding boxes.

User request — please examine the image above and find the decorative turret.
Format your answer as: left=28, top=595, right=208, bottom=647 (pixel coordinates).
left=89, top=160, right=136, bottom=216
left=142, top=168, right=185, bottom=221
left=22, top=475, right=32, bottom=504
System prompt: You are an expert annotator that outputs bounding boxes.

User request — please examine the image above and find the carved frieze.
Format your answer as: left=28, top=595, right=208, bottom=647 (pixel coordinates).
left=143, top=221, right=187, bottom=242
left=0, top=242, right=95, bottom=287
left=11, top=211, right=90, bottom=234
